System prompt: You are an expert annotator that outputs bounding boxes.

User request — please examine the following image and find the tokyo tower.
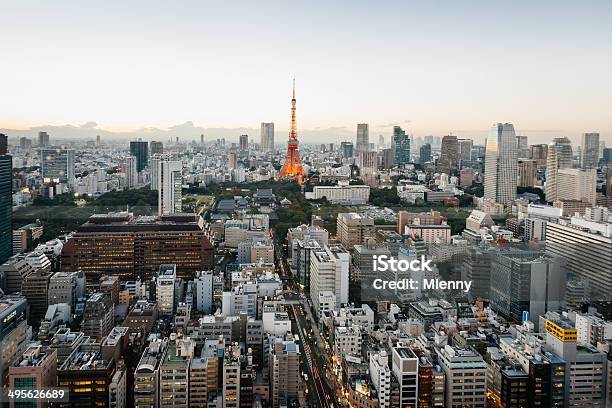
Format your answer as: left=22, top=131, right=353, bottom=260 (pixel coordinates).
left=278, top=79, right=305, bottom=184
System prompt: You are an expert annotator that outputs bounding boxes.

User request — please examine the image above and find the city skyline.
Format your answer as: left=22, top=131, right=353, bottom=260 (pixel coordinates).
left=1, top=1, right=611, bottom=144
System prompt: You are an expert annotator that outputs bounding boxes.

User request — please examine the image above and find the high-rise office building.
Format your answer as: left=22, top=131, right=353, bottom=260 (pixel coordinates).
left=603, top=148, right=612, bottom=165
left=340, top=141, right=354, bottom=158
left=546, top=211, right=612, bottom=298
left=130, top=140, right=149, bottom=172
left=150, top=140, right=164, bottom=155
left=517, top=159, right=537, bottom=187
left=581, top=132, right=600, bottom=169
left=545, top=137, right=573, bottom=203
left=309, top=245, right=350, bottom=315
left=38, top=131, right=50, bottom=147
left=41, top=148, right=75, bottom=187
left=356, top=123, right=369, bottom=152
left=437, top=135, right=459, bottom=175
left=0, top=147, right=12, bottom=264
left=239, top=134, right=248, bottom=151
left=228, top=151, right=238, bottom=169
left=158, top=159, right=182, bottom=215
left=19, top=137, right=32, bottom=150
left=484, top=123, right=518, bottom=207
left=358, top=150, right=377, bottom=176
left=490, top=250, right=566, bottom=328
left=260, top=123, right=274, bottom=152
left=516, top=135, right=529, bottom=158
left=530, top=144, right=548, bottom=167
left=420, top=143, right=432, bottom=164
left=392, top=126, right=410, bottom=167
left=0, top=133, right=7, bottom=155
left=122, top=156, right=138, bottom=189
left=555, top=168, right=596, bottom=205
left=150, top=153, right=169, bottom=191
left=458, top=138, right=473, bottom=164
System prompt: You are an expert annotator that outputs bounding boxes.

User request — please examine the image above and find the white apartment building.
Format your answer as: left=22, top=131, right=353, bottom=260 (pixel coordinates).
left=369, top=351, right=391, bottom=408
left=156, top=265, right=176, bottom=315
left=310, top=245, right=349, bottom=316
left=575, top=313, right=612, bottom=347
left=194, top=271, right=213, bottom=314
left=317, top=291, right=336, bottom=319
left=221, top=282, right=257, bottom=318
left=158, top=159, right=182, bottom=215
left=334, top=325, right=362, bottom=358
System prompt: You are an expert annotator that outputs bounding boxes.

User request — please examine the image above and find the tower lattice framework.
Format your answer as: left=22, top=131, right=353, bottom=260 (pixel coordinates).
left=278, top=79, right=305, bottom=184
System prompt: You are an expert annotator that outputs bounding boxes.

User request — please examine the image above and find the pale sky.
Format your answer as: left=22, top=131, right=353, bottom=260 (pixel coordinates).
left=1, top=0, right=611, bottom=144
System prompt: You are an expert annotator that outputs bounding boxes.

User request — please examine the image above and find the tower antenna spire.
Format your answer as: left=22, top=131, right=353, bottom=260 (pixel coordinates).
left=292, top=77, right=295, bottom=99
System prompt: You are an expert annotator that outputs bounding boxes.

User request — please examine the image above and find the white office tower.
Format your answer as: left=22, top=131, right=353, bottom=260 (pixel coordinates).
left=150, top=153, right=171, bottom=191
left=555, top=168, right=597, bottom=205
left=260, top=122, right=274, bottom=152
left=581, top=132, right=600, bottom=169
left=545, top=211, right=612, bottom=299
left=369, top=351, right=391, bottom=408
left=156, top=264, right=177, bottom=315
left=194, top=271, right=213, bottom=314
left=436, top=345, right=487, bottom=408
left=545, top=137, right=573, bottom=202
left=484, top=123, right=518, bottom=208
left=391, top=347, right=418, bottom=407
left=356, top=123, right=369, bottom=152
left=309, top=245, right=349, bottom=316
left=122, top=156, right=138, bottom=189
left=158, top=158, right=182, bottom=215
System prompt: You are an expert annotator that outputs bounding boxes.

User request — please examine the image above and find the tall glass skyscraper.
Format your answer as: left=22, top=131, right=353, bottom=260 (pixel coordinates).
left=130, top=140, right=149, bottom=172
left=484, top=123, right=518, bottom=207
left=41, top=148, right=75, bottom=187
left=260, top=122, right=275, bottom=152
left=0, top=149, right=12, bottom=263
left=356, top=124, right=369, bottom=152
left=392, top=126, right=410, bottom=167
left=581, top=132, right=600, bottom=169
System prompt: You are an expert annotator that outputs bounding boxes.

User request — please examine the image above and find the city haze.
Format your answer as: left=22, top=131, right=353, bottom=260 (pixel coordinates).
left=1, top=0, right=611, bottom=143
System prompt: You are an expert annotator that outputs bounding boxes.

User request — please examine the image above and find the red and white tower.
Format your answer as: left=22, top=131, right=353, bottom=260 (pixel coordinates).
left=278, top=79, right=305, bottom=184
